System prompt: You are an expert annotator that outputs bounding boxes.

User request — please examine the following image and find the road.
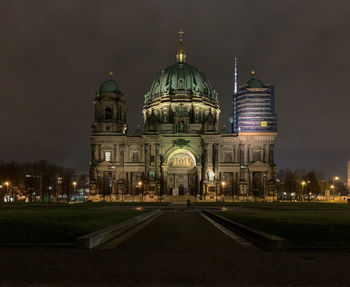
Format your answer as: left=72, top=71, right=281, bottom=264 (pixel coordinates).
left=1, top=210, right=350, bottom=286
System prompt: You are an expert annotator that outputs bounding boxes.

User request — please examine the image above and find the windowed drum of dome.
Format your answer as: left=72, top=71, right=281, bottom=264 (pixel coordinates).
left=169, top=153, right=194, bottom=167
left=144, top=62, right=218, bottom=103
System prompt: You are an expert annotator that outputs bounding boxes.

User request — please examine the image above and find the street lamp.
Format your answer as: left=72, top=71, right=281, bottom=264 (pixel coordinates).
left=221, top=181, right=225, bottom=202
left=332, top=176, right=340, bottom=199
left=48, top=186, right=53, bottom=203
left=330, top=184, right=335, bottom=201
left=301, top=181, right=306, bottom=201
left=73, top=181, right=77, bottom=197
left=138, top=181, right=143, bottom=203
left=306, top=180, right=311, bottom=202
left=4, top=181, right=13, bottom=202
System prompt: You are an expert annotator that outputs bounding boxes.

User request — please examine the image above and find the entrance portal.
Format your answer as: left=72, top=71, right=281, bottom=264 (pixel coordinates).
left=166, top=150, right=197, bottom=195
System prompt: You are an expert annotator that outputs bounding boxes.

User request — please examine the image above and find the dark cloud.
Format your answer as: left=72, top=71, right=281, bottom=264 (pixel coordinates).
left=0, top=0, right=349, bottom=179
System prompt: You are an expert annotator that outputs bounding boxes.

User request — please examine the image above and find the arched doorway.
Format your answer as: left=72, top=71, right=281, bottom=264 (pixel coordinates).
left=166, top=150, right=197, bottom=196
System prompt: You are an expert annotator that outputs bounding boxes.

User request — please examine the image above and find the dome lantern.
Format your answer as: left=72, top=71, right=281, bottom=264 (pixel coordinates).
left=176, top=29, right=187, bottom=63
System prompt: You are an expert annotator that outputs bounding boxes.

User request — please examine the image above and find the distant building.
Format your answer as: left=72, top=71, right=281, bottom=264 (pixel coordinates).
left=233, top=69, right=277, bottom=133
left=347, top=161, right=350, bottom=190
left=89, top=32, right=278, bottom=201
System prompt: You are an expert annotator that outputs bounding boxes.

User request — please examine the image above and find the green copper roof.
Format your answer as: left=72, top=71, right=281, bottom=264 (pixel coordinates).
left=99, top=79, right=121, bottom=94
left=247, top=78, right=264, bottom=88
left=144, top=62, right=218, bottom=103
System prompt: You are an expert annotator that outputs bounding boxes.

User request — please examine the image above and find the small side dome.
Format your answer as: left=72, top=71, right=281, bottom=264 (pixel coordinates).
left=247, top=78, right=264, bottom=88
left=247, top=69, right=264, bottom=88
left=99, top=79, right=121, bottom=94
left=99, top=72, right=121, bottom=94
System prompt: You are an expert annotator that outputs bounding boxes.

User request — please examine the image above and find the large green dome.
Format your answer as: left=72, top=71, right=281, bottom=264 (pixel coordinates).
left=99, top=79, right=121, bottom=94
left=144, top=62, right=218, bottom=103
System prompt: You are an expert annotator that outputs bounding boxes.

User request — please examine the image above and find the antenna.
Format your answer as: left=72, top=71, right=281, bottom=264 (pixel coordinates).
left=231, top=57, right=239, bottom=133
left=234, top=57, right=238, bottom=94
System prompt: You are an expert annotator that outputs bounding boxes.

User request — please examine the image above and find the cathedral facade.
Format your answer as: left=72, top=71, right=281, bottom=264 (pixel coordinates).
left=89, top=32, right=277, bottom=202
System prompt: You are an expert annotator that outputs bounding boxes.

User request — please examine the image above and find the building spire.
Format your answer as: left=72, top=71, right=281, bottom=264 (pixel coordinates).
left=176, top=29, right=187, bottom=63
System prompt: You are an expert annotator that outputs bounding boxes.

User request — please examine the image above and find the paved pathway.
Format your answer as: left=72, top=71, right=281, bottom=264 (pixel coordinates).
left=1, top=211, right=350, bottom=286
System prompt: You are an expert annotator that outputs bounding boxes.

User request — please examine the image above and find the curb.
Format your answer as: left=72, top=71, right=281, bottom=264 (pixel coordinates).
left=202, top=209, right=287, bottom=250
left=77, top=209, right=160, bottom=249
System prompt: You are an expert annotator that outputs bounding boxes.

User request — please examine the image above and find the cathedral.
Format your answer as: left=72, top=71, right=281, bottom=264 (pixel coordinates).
left=89, top=32, right=277, bottom=202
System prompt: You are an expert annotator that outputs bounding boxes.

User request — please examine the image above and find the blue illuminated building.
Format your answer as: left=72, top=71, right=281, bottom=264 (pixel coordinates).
left=232, top=70, right=277, bottom=133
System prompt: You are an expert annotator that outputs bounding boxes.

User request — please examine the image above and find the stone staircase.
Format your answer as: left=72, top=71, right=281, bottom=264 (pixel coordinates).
left=162, top=195, right=197, bottom=203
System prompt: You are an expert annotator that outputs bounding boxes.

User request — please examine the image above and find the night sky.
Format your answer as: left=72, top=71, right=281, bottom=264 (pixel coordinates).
left=1, top=1, right=349, bottom=180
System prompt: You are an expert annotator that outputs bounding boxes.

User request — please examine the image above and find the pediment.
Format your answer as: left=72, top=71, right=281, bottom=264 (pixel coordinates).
left=100, top=161, right=113, bottom=167
left=248, top=161, right=269, bottom=170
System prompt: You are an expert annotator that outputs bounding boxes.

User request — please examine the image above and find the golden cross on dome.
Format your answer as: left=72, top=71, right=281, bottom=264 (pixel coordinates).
left=179, top=29, right=184, bottom=38
left=109, top=71, right=114, bottom=77
left=251, top=69, right=256, bottom=76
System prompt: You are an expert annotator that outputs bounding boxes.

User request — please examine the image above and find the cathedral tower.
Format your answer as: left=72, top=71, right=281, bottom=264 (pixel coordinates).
left=92, top=72, right=127, bottom=135
left=90, top=73, right=127, bottom=198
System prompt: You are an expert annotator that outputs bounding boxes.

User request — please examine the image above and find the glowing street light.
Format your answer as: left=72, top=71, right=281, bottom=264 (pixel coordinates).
left=330, top=184, right=335, bottom=200
left=301, top=181, right=306, bottom=201
left=332, top=176, right=340, bottom=199
left=220, top=181, right=226, bottom=201
left=138, top=181, right=143, bottom=203
left=5, top=181, right=9, bottom=196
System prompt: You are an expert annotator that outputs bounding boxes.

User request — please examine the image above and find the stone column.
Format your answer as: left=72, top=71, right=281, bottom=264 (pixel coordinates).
left=213, top=143, right=219, bottom=180
left=197, top=168, right=201, bottom=196
left=96, top=144, right=101, bottom=162
left=162, top=166, right=168, bottom=194
left=243, top=144, right=248, bottom=165
left=203, top=143, right=209, bottom=181
left=144, top=143, right=150, bottom=179
left=247, top=144, right=251, bottom=164
left=269, top=144, right=274, bottom=165
left=155, top=144, right=160, bottom=179
left=239, top=144, right=248, bottom=195
left=119, top=144, right=124, bottom=166
left=90, top=144, right=96, bottom=181
left=125, top=172, right=129, bottom=194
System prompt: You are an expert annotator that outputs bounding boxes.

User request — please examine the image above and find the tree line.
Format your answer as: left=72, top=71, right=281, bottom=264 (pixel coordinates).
left=276, top=169, right=348, bottom=200
left=0, top=160, right=75, bottom=202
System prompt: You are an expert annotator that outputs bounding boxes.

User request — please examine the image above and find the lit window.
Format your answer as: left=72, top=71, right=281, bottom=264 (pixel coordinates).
left=105, top=152, right=111, bottom=161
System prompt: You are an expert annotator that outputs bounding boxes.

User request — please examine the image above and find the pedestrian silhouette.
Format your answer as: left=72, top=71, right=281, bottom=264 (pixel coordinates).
left=187, top=198, right=191, bottom=209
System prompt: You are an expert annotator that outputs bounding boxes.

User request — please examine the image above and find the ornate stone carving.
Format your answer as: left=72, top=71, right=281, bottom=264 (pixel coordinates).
left=172, top=139, right=190, bottom=148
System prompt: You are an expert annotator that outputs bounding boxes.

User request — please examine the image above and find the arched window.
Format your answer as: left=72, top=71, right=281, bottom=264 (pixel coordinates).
left=169, top=153, right=194, bottom=167
left=104, top=107, right=112, bottom=120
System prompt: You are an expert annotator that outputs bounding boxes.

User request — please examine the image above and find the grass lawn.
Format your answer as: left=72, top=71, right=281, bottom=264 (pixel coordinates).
left=0, top=206, right=147, bottom=244
left=216, top=203, right=350, bottom=248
